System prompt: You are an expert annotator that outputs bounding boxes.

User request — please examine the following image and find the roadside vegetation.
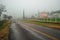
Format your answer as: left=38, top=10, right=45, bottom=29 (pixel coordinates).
left=0, top=20, right=11, bottom=40
left=0, top=15, right=12, bottom=40
left=22, top=20, right=60, bottom=29
left=0, top=4, right=12, bottom=40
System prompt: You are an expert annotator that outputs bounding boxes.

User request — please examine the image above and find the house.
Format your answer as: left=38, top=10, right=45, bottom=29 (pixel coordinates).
left=39, top=12, right=49, bottom=18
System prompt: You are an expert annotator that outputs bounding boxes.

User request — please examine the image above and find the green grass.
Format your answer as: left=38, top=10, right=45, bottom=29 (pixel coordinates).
left=38, top=18, right=60, bottom=22
left=22, top=20, right=47, bottom=25
left=22, top=20, right=60, bottom=29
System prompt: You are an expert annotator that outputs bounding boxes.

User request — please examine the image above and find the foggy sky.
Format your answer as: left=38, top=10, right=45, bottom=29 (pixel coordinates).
left=0, top=0, right=60, bottom=18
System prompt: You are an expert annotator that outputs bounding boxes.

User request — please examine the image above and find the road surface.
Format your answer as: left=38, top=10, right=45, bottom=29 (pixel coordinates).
left=9, top=21, right=60, bottom=40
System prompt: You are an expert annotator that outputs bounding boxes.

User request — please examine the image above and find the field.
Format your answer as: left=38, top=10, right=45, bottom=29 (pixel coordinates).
left=22, top=20, right=60, bottom=29
left=0, top=20, right=11, bottom=40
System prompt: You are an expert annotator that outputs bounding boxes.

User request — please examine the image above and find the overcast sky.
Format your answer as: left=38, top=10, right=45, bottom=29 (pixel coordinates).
left=0, top=0, right=60, bottom=18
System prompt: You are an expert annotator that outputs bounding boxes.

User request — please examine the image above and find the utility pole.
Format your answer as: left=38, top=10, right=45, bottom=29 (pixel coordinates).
left=23, top=10, right=25, bottom=20
left=38, top=10, right=40, bottom=20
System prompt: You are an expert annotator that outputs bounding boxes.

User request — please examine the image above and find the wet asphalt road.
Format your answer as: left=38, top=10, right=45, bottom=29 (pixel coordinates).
left=9, top=21, right=60, bottom=40
left=9, top=23, right=31, bottom=40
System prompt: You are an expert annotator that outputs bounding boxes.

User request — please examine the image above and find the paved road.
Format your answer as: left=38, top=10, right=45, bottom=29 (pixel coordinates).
left=9, top=23, right=31, bottom=40
left=9, top=21, right=60, bottom=40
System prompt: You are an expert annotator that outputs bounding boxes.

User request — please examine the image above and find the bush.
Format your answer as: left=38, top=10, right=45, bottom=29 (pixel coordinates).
left=0, top=20, right=7, bottom=26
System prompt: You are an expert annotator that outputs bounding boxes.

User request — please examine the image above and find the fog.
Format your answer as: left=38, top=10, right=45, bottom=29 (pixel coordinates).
left=0, top=0, right=60, bottom=19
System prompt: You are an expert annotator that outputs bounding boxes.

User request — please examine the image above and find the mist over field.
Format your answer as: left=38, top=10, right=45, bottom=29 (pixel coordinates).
left=0, top=0, right=60, bottom=19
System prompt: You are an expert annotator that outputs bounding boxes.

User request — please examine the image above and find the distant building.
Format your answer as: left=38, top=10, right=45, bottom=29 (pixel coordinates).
left=50, top=10, right=60, bottom=18
left=39, top=12, right=49, bottom=18
left=50, top=12, right=60, bottom=18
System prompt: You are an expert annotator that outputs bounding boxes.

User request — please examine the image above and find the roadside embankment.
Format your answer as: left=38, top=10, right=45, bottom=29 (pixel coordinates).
left=0, top=20, right=11, bottom=40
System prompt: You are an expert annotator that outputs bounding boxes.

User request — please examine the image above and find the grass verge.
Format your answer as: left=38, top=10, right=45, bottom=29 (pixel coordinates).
left=0, top=20, right=11, bottom=40
left=22, top=20, right=60, bottom=29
